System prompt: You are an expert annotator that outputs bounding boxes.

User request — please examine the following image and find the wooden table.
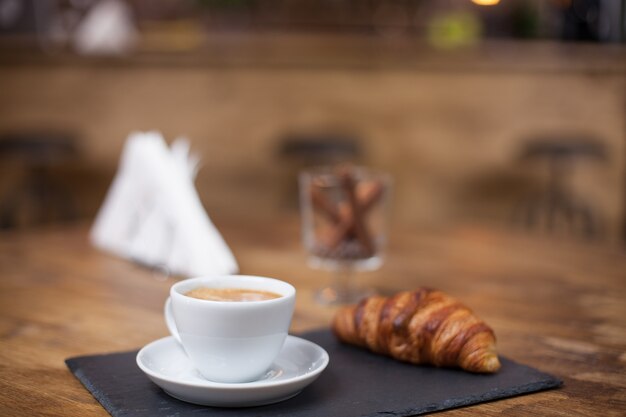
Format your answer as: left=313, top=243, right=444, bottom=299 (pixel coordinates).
left=1, top=214, right=625, bottom=416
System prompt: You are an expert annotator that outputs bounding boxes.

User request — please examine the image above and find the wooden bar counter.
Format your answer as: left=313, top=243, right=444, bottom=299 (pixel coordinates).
left=0, top=214, right=624, bottom=416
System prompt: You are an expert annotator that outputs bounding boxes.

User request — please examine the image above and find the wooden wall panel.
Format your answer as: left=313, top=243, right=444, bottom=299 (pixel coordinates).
left=0, top=51, right=623, bottom=240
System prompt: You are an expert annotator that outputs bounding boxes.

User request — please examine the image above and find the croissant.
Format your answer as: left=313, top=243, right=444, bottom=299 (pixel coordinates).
left=332, top=288, right=501, bottom=373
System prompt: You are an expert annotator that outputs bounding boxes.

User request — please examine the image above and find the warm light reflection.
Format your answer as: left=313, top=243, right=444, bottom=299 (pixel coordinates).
left=471, top=0, right=500, bottom=5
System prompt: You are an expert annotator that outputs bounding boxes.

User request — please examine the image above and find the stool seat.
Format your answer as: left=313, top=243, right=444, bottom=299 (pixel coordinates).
left=519, top=137, right=607, bottom=162
left=278, top=133, right=361, bottom=164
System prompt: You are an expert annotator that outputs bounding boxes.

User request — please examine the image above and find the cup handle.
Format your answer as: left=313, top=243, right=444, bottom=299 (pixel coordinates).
left=164, top=297, right=182, bottom=344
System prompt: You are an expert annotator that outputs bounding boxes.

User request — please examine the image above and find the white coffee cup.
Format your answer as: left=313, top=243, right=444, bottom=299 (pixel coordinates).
left=164, top=275, right=296, bottom=383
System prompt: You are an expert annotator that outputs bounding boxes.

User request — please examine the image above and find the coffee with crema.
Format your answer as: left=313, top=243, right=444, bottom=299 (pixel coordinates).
left=185, top=287, right=281, bottom=302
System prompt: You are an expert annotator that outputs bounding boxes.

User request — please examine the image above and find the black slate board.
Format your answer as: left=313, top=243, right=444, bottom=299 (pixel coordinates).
left=66, top=329, right=561, bottom=417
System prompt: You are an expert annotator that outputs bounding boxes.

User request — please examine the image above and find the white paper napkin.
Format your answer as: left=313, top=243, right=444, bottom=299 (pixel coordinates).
left=90, top=131, right=238, bottom=277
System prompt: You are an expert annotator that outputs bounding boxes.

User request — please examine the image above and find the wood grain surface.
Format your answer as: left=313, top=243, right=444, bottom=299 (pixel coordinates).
left=0, top=214, right=624, bottom=416
left=1, top=39, right=624, bottom=241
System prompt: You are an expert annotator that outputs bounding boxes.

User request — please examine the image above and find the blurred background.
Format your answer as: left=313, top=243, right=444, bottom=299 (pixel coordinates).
left=0, top=0, right=624, bottom=243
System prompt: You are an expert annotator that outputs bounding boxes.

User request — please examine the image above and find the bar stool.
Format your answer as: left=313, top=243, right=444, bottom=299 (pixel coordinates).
left=513, top=135, right=607, bottom=238
left=0, top=132, right=79, bottom=229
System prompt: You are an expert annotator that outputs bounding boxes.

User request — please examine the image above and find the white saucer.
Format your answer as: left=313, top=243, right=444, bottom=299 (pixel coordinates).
left=136, top=335, right=329, bottom=407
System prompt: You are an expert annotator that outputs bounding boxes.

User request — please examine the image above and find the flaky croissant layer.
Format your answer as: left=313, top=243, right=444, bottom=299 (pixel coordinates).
left=332, top=288, right=501, bottom=373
